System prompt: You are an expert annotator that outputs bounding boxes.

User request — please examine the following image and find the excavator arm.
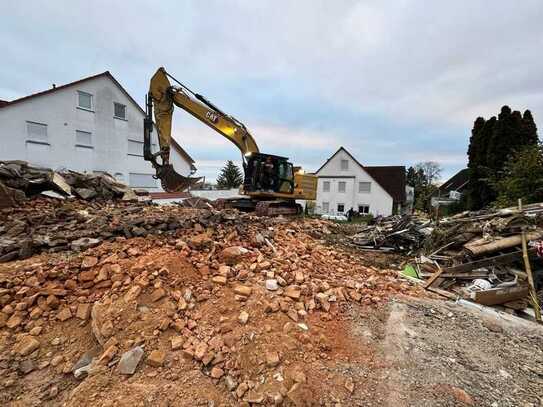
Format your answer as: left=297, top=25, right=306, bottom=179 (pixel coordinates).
left=144, top=67, right=259, bottom=191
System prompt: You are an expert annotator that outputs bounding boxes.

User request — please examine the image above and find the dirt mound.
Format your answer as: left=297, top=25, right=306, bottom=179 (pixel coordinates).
left=0, top=202, right=425, bottom=405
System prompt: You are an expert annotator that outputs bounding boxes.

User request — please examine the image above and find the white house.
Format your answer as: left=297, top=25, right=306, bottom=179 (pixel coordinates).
left=315, top=147, right=407, bottom=216
left=0, top=71, right=195, bottom=191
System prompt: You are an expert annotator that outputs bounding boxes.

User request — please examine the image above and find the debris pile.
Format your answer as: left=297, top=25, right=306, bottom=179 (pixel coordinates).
left=0, top=197, right=241, bottom=262
left=0, top=200, right=423, bottom=405
left=350, top=215, right=432, bottom=252
left=0, top=160, right=137, bottom=206
left=177, top=196, right=214, bottom=209
left=411, top=203, right=543, bottom=310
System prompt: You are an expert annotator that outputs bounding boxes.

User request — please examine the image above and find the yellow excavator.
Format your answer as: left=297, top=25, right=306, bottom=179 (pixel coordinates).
left=143, top=67, right=317, bottom=215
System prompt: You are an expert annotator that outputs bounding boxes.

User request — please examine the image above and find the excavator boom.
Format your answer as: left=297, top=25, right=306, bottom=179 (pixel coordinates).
left=144, top=67, right=317, bottom=213
left=144, top=68, right=261, bottom=191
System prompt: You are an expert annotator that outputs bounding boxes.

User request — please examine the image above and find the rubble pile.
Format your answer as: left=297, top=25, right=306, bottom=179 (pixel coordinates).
left=412, top=203, right=543, bottom=310
left=0, top=160, right=137, bottom=206
left=0, top=197, right=238, bottom=263
left=350, top=215, right=432, bottom=253
left=0, top=201, right=423, bottom=405
left=177, top=196, right=214, bottom=209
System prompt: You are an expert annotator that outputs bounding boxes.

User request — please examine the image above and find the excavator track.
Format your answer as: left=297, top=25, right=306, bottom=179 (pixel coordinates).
left=255, top=200, right=302, bottom=216
left=215, top=198, right=301, bottom=216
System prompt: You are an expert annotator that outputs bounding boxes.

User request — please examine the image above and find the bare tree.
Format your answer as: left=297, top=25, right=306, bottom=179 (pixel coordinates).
left=415, top=161, right=442, bottom=185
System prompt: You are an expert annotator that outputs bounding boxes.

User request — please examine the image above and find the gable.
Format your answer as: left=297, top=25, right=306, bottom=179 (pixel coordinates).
left=0, top=71, right=199, bottom=171
left=0, top=71, right=146, bottom=117
left=315, top=146, right=366, bottom=175
left=316, top=147, right=406, bottom=202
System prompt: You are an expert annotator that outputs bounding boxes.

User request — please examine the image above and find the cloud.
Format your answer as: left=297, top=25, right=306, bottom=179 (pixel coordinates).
left=1, top=1, right=542, bottom=183
left=172, top=119, right=344, bottom=180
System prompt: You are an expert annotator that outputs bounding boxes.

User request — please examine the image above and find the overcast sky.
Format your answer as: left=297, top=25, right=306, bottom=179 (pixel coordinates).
left=1, top=1, right=542, bottom=181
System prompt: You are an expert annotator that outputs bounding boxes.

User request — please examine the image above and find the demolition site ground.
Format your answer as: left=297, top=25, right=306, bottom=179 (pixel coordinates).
left=0, top=198, right=542, bottom=406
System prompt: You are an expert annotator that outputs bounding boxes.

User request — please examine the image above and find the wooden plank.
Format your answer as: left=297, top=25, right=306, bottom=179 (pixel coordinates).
left=440, top=272, right=497, bottom=279
left=427, top=286, right=458, bottom=300
left=472, top=285, right=529, bottom=306
left=521, top=231, right=542, bottom=322
left=442, top=249, right=535, bottom=275
left=424, top=264, right=445, bottom=289
left=465, top=231, right=543, bottom=256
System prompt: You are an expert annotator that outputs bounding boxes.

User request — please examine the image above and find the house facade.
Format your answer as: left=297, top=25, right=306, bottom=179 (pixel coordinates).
left=315, top=147, right=407, bottom=216
left=0, top=72, right=195, bottom=191
left=431, top=168, right=469, bottom=207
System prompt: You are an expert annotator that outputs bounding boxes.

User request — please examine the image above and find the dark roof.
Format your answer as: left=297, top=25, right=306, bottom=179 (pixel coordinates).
left=0, top=72, right=127, bottom=108
left=0, top=71, right=196, bottom=171
left=316, top=147, right=406, bottom=202
left=439, top=168, right=469, bottom=194
left=365, top=166, right=406, bottom=202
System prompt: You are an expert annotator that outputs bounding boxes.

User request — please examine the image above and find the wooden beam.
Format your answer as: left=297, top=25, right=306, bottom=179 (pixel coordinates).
left=427, top=286, right=458, bottom=300
left=424, top=264, right=445, bottom=289
left=441, top=249, right=536, bottom=275
left=521, top=231, right=542, bottom=322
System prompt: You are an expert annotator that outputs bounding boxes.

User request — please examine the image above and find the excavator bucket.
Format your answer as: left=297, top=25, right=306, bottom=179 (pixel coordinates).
left=156, top=163, right=203, bottom=192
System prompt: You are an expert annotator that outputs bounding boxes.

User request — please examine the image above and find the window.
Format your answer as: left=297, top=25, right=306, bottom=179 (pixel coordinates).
left=26, top=121, right=48, bottom=144
left=359, top=181, right=371, bottom=193
left=340, top=159, right=349, bottom=170
left=338, top=181, right=346, bottom=193
left=322, top=202, right=329, bottom=213
left=337, top=204, right=345, bottom=213
left=358, top=205, right=370, bottom=214
left=114, top=103, right=126, bottom=119
left=129, top=173, right=157, bottom=188
left=78, top=91, right=93, bottom=110
left=75, top=130, right=93, bottom=148
left=127, top=140, right=144, bottom=156
left=323, top=181, right=330, bottom=192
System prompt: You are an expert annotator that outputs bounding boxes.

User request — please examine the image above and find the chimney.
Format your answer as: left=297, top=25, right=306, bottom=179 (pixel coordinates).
left=52, top=84, right=56, bottom=89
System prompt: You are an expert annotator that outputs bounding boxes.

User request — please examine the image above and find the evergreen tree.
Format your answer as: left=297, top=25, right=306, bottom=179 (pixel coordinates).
left=467, top=116, right=497, bottom=209
left=466, top=117, right=486, bottom=210
left=520, top=110, right=538, bottom=146
left=478, top=116, right=496, bottom=169
left=466, top=106, right=539, bottom=210
left=216, top=160, right=243, bottom=189
left=492, top=144, right=543, bottom=206
left=467, top=117, right=486, bottom=169
left=487, top=105, right=514, bottom=172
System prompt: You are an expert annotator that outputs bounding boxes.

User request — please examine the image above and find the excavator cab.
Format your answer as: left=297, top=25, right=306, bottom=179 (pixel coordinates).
left=243, top=153, right=295, bottom=195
